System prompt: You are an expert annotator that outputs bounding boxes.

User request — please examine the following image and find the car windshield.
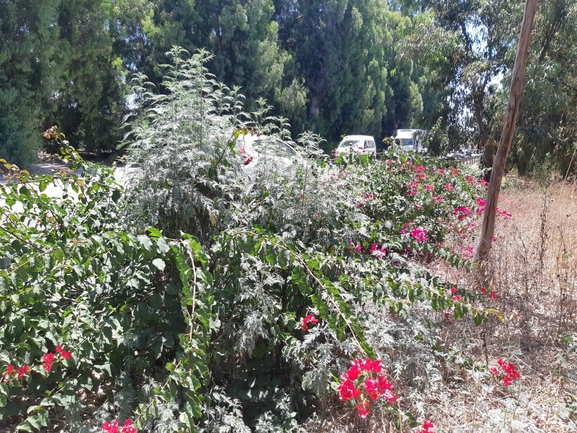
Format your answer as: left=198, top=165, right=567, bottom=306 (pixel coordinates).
left=339, top=139, right=363, bottom=148
left=401, top=139, right=414, bottom=147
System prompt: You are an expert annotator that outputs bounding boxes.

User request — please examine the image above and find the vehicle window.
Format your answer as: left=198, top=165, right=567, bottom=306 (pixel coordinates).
left=340, top=139, right=362, bottom=148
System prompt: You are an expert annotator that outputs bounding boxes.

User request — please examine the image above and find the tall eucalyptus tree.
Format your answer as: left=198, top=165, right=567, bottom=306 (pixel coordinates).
left=0, top=0, right=62, bottom=165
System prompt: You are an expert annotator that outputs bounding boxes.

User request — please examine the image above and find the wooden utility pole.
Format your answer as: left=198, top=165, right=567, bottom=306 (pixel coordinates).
left=476, top=0, right=538, bottom=262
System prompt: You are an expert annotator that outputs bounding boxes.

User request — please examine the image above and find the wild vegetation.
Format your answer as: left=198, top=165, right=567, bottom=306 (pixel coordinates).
left=1, top=51, right=575, bottom=432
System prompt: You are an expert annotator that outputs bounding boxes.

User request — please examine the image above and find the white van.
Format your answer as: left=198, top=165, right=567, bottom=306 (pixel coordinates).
left=392, top=129, right=427, bottom=153
left=334, top=135, right=377, bottom=158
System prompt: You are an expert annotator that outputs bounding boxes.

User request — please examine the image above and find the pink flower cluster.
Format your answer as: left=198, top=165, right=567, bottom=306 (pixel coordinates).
left=337, top=358, right=397, bottom=418
left=43, top=345, right=72, bottom=373
left=2, top=364, right=30, bottom=384
left=410, top=227, right=428, bottom=243
left=490, top=359, right=520, bottom=386
left=452, top=206, right=473, bottom=221
left=415, top=420, right=435, bottom=433
left=101, top=419, right=137, bottom=433
left=301, top=313, right=318, bottom=331
left=476, top=198, right=513, bottom=219
left=349, top=241, right=387, bottom=258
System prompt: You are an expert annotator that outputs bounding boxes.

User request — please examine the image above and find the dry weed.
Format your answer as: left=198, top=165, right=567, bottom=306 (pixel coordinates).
left=427, top=177, right=577, bottom=432
left=308, top=177, right=577, bottom=432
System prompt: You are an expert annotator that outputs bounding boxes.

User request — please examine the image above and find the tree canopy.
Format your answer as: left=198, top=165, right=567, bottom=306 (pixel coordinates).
left=1, top=0, right=576, bottom=175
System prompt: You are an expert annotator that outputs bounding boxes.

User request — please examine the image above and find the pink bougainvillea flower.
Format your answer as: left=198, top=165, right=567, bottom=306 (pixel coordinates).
left=487, top=290, right=500, bottom=301
left=16, top=365, right=30, bottom=380
left=479, top=287, right=487, bottom=294
left=425, top=184, right=434, bottom=191
left=343, top=363, right=362, bottom=381
left=55, top=345, right=72, bottom=360
left=42, top=352, right=55, bottom=373
left=337, top=379, right=362, bottom=401
left=102, top=420, right=120, bottom=433
left=410, top=227, right=428, bottom=243
left=416, top=419, right=435, bottom=432
left=3, top=364, right=15, bottom=383
left=121, top=419, right=137, bottom=433
left=436, top=168, right=445, bottom=174
left=491, top=359, right=520, bottom=386
left=301, top=313, right=319, bottom=331
left=102, top=419, right=137, bottom=433
left=414, top=165, right=425, bottom=173
left=452, top=295, right=462, bottom=302
left=444, top=183, right=454, bottom=191
left=377, top=374, right=393, bottom=393
left=356, top=401, right=371, bottom=418
left=382, top=388, right=398, bottom=405
left=359, top=358, right=382, bottom=373
left=363, top=377, right=379, bottom=400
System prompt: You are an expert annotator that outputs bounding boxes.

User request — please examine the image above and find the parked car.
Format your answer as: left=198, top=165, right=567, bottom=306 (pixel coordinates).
left=334, top=135, right=377, bottom=158
left=391, top=129, right=428, bottom=153
left=236, top=133, right=299, bottom=168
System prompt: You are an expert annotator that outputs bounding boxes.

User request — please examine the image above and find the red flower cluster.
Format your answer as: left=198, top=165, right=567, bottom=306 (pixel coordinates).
left=415, top=419, right=435, bottom=432
left=479, top=287, right=500, bottom=300
left=101, top=419, right=137, bottom=433
left=450, top=287, right=462, bottom=302
left=337, top=358, right=397, bottom=418
left=490, top=358, right=520, bottom=386
left=43, top=345, right=72, bottom=373
left=2, top=364, right=30, bottom=383
left=301, top=313, right=318, bottom=331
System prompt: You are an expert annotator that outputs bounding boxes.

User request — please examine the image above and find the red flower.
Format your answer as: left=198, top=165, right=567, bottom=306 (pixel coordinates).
left=337, top=379, right=362, bottom=401
left=16, top=365, right=30, bottom=380
left=60, top=350, right=72, bottom=360
left=3, top=364, right=14, bottom=383
left=491, top=359, right=520, bottom=386
left=343, top=364, right=362, bottom=381
left=488, top=290, right=500, bottom=300
left=42, top=352, right=55, bottom=373
left=363, top=378, right=379, bottom=400
left=102, top=420, right=120, bottom=433
left=121, top=419, right=137, bottom=433
left=416, top=419, right=435, bottom=432
left=356, top=401, right=371, bottom=418
left=301, top=313, right=319, bottom=331
left=377, top=374, right=393, bottom=393
left=382, top=388, right=398, bottom=405
left=55, top=345, right=63, bottom=353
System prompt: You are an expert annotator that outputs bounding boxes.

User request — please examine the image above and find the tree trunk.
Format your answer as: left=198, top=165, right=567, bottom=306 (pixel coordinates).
left=476, top=0, right=538, bottom=262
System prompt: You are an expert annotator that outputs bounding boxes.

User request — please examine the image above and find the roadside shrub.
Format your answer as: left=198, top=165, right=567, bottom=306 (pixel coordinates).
left=0, top=48, right=509, bottom=432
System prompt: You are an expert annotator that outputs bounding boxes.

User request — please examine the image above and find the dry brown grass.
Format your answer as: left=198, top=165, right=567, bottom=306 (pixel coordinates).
left=308, top=177, right=577, bottom=432
left=425, top=177, right=577, bottom=432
